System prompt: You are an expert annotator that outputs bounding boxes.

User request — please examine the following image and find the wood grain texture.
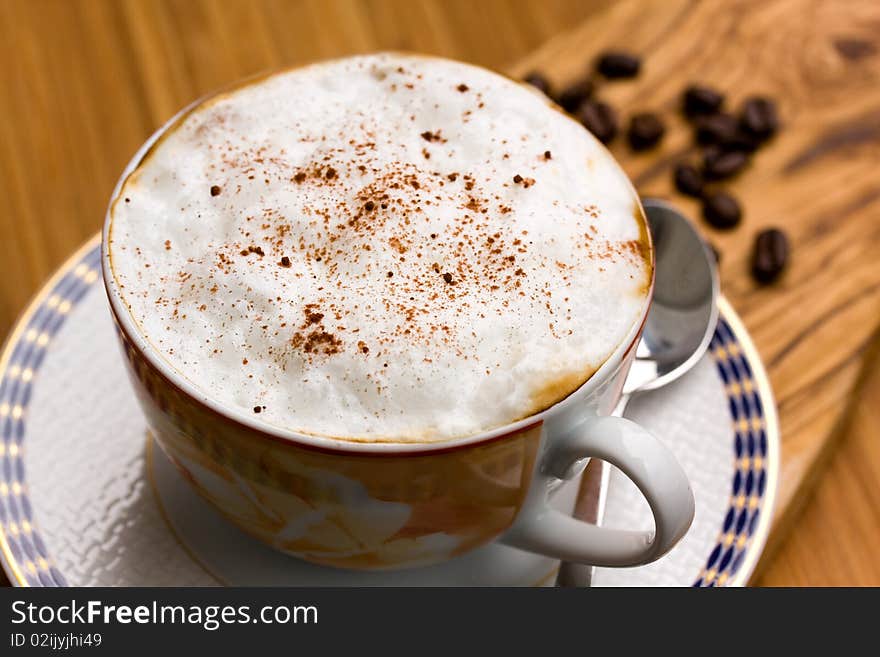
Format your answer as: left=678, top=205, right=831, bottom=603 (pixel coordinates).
left=0, top=0, right=878, bottom=586
left=757, top=342, right=880, bottom=586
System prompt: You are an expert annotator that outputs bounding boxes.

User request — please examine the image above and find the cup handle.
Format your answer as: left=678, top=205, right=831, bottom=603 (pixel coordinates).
left=502, top=416, right=695, bottom=567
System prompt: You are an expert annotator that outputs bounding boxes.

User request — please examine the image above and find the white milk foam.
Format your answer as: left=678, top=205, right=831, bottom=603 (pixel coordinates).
left=108, top=54, right=650, bottom=442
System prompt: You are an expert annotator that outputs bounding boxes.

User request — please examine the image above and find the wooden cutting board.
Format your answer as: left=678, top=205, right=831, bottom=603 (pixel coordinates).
left=509, top=0, right=880, bottom=567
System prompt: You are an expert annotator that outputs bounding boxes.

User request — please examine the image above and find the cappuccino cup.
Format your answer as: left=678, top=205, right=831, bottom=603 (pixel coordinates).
left=102, top=53, right=694, bottom=571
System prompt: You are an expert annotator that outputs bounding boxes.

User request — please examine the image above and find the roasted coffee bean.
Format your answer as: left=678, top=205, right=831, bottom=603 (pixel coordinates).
left=683, top=85, right=725, bottom=117
left=703, top=148, right=749, bottom=180
left=596, top=51, right=641, bottom=78
left=695, top=113, right=738, bottom=145
left=702, top=144, right=723, bottom=167
left=723, top=128, right=762, bottom=153
left=578, top=100, right=618, bottom=144
left=752, top=228, right=789, bottom=283
left=740, top=96, right=779, bottom=141
left=627, top=112, right=666, bottom=150
left=673, top=163, right=704, bottom=197
left=557, top=78, right=594, bottom=113
left=523, top=71, right=553, bottom=96
left=702, top=191, right=742, bottom=229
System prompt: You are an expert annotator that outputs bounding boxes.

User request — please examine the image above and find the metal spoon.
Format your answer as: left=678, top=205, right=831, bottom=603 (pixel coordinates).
left=556, top=198, right=720, bottom=587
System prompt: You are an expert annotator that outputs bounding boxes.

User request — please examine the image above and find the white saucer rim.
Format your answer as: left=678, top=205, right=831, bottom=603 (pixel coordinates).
left=0, top=234, right=102, bottom=587
left=0, top=235, right=780, bottom=587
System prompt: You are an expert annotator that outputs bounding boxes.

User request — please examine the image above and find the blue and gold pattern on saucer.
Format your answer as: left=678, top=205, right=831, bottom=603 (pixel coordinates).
left=0, top=238, right=101, bottom=586
left=0, top=238, right=778, bottom=587
left=692, top=313, right=777, bottom=587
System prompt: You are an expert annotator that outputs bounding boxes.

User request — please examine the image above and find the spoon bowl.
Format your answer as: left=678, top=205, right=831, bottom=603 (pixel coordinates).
left=624, top=198, right=720, bottom=395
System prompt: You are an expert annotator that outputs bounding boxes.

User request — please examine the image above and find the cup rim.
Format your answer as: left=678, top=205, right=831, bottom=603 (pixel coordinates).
left=101, top=54, right=656, bottom=456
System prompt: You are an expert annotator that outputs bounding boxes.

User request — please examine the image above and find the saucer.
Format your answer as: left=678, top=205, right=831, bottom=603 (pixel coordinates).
left=0, top=236, right=779, bottom=587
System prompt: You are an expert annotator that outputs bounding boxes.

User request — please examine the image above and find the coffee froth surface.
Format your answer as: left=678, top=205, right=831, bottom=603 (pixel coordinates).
left=108, top=54, right=650, bottom=442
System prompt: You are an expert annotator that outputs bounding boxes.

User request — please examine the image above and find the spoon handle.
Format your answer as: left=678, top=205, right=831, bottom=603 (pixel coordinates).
left=613, top=392, right=633, bottom=417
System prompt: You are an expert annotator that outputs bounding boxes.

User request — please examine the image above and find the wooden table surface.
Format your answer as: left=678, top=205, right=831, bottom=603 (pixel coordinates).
left=1, top=0, right=878, bottom=586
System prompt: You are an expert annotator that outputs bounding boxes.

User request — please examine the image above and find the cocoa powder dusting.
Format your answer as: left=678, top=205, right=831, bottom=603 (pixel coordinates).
left=119, top=58, right=646, bottom=433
